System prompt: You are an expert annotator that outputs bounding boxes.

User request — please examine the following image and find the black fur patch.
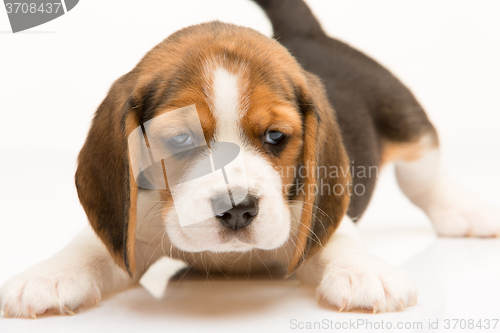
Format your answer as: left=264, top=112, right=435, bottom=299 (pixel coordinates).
left=255, top=0, right=438, bottom=219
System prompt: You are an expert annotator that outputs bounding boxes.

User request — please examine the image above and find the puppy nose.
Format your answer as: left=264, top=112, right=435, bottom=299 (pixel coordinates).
left=212, top=195, right=259, bottom=230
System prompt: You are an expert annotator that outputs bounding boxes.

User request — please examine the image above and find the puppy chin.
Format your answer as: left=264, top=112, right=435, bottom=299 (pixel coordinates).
left=211, top=239, right=255, bottom=252
left=167, top=231, right=256, bottom=253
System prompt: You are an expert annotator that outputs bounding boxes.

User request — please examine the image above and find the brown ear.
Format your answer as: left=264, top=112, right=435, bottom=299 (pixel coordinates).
left=75, top=74, right=140, bottom=277
left=288, top=71, right=351, bottom=275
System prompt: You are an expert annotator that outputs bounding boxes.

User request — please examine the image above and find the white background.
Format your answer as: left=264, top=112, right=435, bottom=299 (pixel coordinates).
left=1, top=1, right=499, bottom=332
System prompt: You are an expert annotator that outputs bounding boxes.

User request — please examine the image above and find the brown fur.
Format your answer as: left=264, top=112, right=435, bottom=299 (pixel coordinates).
left=75, top=75, right=138, bottom=275
left=381, top=135, right=439, bottom=167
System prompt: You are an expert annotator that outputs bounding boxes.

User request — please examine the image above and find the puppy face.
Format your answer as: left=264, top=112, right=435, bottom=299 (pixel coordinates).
left=137, top=54, right=305, bottom=254
left=76, top=22, right=351, bottom=276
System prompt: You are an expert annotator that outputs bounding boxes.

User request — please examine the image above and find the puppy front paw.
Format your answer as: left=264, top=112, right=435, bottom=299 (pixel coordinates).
left=0, top=262, right=101, bottom=318
left=316, top=253, right=417, bottom=313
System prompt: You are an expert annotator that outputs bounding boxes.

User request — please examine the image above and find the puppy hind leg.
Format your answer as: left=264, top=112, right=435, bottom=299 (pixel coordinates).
left=394, top=137, right=500, bottom=237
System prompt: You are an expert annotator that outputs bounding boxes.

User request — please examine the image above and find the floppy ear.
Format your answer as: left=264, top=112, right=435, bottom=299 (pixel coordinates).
left=75, top=74, right=140, bottom=277
left=288, top=71, right=351, bottom=275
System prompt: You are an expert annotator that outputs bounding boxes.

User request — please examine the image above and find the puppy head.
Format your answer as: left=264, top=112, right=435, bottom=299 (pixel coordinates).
left=75, top=22, right=351, bottom=277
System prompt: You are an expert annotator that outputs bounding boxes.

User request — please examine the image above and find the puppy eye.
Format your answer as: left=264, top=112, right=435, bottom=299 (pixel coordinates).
left=265, top=130, right=285, bottom=145
left=170, top=133, right=193, bottom=147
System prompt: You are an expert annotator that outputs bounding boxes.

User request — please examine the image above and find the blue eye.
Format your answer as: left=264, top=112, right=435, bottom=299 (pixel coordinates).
left=265, top=130, right=285, bottom=144
left=170, top=133, right=193, bottom=147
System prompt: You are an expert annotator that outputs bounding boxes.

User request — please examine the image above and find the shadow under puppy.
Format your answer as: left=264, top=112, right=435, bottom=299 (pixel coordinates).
left=1, top=0, right=499, bottom=318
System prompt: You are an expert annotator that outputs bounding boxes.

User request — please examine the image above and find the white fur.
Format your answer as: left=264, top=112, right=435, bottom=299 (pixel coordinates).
left=396, top=149, right=500, bottom=237
left=0, top=227, right=132, bottom=318
left=210, top=66, right=246, bottom=143
left=296, top=216, right=418, bottom=313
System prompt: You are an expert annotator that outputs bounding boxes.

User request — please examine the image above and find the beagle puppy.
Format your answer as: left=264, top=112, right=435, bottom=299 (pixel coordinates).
left=1, top=0, right=499, bottom=318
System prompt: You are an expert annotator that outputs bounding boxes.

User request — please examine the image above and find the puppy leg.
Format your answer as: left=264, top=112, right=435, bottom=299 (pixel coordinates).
left=296, top=216, right=418, bottom=312
left=395, top=143, right=500, bottom=237
left=0, top=226, right=133, bottom=318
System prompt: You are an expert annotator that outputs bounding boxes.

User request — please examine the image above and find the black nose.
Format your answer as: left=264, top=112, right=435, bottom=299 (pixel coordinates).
left=212, top=195, right=259, bottom=230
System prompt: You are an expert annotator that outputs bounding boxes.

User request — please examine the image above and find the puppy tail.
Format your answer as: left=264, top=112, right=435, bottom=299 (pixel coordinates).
left=253, top=0, right=325, bottom=39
